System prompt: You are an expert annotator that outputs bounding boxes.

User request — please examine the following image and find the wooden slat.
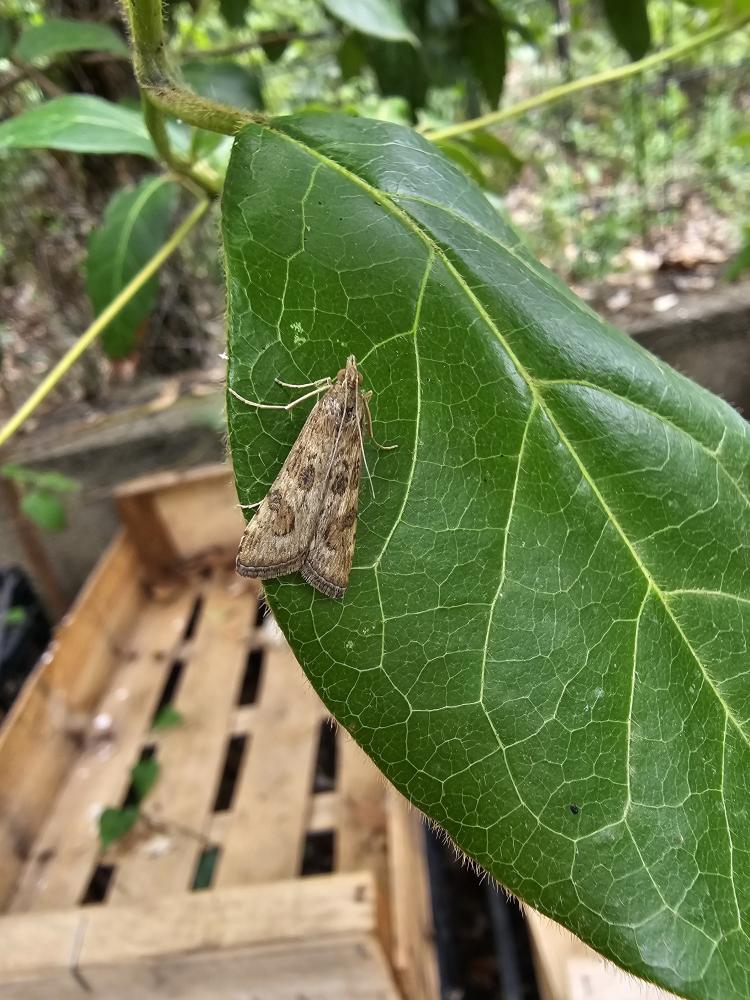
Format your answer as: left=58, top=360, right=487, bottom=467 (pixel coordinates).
left=84, top=936, right=400, bottom=999
left=0, top=875, right=396, bottom=999
left=387, top=792, right=440, bottom=1000
left=9, top=589, right=196, bottom=913
left=0, top=907, right=84, bottom=997
left=107, top=576, right=255, bottom=903
left=0, top=534, right=143, bottom=908
left=114, top=463, right=243, bottom=563
left=215, top=641, right=326, bottom=887
left=115, top=491, right=179, bottom=580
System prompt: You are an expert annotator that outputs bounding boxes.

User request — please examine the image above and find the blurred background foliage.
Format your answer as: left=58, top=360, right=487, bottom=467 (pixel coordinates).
left=0, top=0, right=748, bottom=421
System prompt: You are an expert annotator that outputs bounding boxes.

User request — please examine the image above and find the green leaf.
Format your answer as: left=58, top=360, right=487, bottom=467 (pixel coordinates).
left=463, top=131, right=523, bottom=192
left=321, top=0, right=418, bottom=44
left=224, top=114, right=750, bottom=1000
left=130, top=758, right=160, bottom=802
left=181, top=60, right=263, bottom=110
left=460, top=7, right=507, bottom=107
left=0, top=96, right=156, bottom=157
left=13, top=17, right=128, bottom=64
left=99, top=806, right=139, bottom=849
left=86, top=176, right=179, bottom=359
left=2, top=607, right=27, bottom=627
left=219, top=0, right=250, bottom=28
left=0, top=18, right=15, bottom=59
left=259, top=32, right=290, bottom=63
left=20, top=490, right=66, bottom=532
left=725, top=226, right=750, bottom=282
left=600, top=0, right=651, bottom=61
left=338, top=32, right=368, bottom=80
left=435, top=139, right=486, bottom=186
left=152, top=705, right=184, bottom=731
left=1, top=463, right=79, bottom=493
left=362, top=36, right=429, bottom=110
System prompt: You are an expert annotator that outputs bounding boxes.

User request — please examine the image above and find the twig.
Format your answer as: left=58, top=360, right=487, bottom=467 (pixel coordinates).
left=425, top=14, right=750, bottom=141
left=182, top=29, right=329, bottom=60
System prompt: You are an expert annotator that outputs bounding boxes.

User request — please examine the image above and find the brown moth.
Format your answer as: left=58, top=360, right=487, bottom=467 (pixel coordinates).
left=230, top=355, right=393, bottom=600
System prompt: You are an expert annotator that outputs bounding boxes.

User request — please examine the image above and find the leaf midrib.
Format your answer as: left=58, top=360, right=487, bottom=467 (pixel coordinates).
left=264, top=122, right=750, bottom=757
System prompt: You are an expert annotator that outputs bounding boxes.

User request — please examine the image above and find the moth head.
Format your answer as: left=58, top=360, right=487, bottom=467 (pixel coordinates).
left=337, top=355, right=363, bottom=386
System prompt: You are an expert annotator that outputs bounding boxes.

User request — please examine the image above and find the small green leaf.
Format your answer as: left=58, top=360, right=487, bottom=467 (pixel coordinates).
left=725, top=227, right=750, bottom=282
left=181, top=60, right=263, bottom=110
left=321, top=0, right=418, bottom=44
left=2, top=607, right=27, bottom=627
left=130, top=758, right=160, bottom=802
left=600, top=0, right=651, bottom=60
left=436, top=139, right=486, bottom=186
left=259, top=32, right=290, bottom=63
left=363, top=36, right=429, bottom=110
left=13, top=17, right=128, bottom=64
left=0, top=96, right=156, bottom=158
left=460, top=6, right=507, bottom=107
left=1, top=463, right=79, bottom=493
left=152, top=705, right=184, bottom=731
left=86, top=176, right=179, bottom=358
left=219, top=0, right=250, bottom=28
left=0, top=18, right=15, bottom=58
left=463, top=131, right=523, bottom=191
left=99, top=806, right=139, bottom=849
left=21, top=490, right=66, bottom=532
left=337, top=32, right=367, bottom=80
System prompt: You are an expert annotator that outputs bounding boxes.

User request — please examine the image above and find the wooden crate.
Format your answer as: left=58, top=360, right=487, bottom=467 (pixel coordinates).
left=0, top=465, right=439, bottom=999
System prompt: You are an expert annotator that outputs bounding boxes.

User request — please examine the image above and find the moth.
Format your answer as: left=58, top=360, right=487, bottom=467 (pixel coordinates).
left=229, top=355, right=394, bottom=600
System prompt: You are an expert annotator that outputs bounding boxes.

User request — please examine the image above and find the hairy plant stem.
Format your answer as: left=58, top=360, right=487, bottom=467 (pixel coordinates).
left=122, top=0, right=260, bottom=136
left=426, top=14, right=750, bottom=141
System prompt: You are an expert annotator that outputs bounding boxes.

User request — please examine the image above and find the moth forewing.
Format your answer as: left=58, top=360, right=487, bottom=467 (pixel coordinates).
left=234, top=355, right=378, bottom=600
left=301, top=393, right=365, bottom=599
left=235, top=378, right=348, bottom=580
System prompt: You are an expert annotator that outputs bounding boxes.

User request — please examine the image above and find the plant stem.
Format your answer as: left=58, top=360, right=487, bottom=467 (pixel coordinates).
left=142, top=97, right=221, bottom=195
left=182, top=29, right=329, bottom=60
left=426, top=14, right=750, bottom=141
left=0, top=199, right=210, bottom=450
left=122, top=0, right=260, bottom=135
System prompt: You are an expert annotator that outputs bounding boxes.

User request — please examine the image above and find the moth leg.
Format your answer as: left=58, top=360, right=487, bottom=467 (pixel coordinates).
left=355, top=386, right=375, bottom=498
left=239, top=500, right=262, bottom=510
left=275, top=376, right=333, bottom=390
left=228, top=384, right=329, bottom=411
left=362, top=392, right=398, bottom=450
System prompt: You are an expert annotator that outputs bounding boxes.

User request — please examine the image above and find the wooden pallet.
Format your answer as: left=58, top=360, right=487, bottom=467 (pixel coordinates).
left=0, top=465, right=438, bottom=999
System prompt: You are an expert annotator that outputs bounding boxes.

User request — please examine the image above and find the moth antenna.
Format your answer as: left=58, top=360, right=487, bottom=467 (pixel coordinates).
left=363, top=393, right=397, bottom=450
left=355, top=386, right=375, bottom=498
left=275, top=376, right=333, bottom=390
left=228, top=384, right=328, bottom=411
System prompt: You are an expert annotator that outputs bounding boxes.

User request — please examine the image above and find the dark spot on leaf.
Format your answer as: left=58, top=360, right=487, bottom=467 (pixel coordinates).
left=569, top=803, right=580, bottom=815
